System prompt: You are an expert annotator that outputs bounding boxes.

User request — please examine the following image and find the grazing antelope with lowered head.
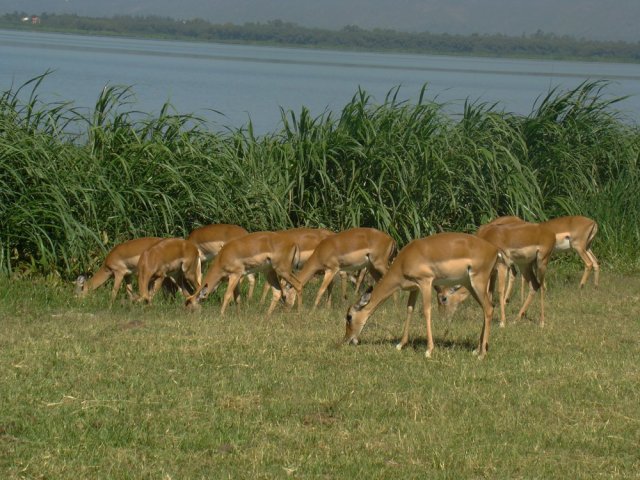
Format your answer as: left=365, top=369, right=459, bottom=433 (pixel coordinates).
left=293, top=227, right=396, bottom=309
left=185, top=231, right=302, bottom=316
left=137, top=238, right=202, bottom=304
left=344, top=232, right=501, bottom=359
left=75, top=236, right=163, bottom=301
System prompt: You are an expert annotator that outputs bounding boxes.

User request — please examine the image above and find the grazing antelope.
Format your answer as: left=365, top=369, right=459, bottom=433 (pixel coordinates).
left=137, top=238, right=202, bottom=304
left=75, top=237, right=163, bottom=301
left=257, top=227, right=334, bottom=303
left=187, top=223, right=256, bottom=299
left=256, top=227, right=364, bottom=305
left=293, top=227, right=396, bottom=309
left=344, top=233, right=501, bottom=359
left=185, top=231, right=301, bottom=316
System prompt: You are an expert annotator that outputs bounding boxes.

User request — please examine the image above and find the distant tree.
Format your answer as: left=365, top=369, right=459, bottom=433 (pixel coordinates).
left=1, top=13, right=639, bottom=62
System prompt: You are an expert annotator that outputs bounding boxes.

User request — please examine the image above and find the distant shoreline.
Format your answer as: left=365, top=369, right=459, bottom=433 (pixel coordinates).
left=1, top=13, right=640, bottom=64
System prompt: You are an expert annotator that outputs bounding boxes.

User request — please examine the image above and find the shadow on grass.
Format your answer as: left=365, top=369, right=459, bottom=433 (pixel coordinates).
left=375, top=336, right=477, bottom=351
left=336, top=334, right=479, bottom=353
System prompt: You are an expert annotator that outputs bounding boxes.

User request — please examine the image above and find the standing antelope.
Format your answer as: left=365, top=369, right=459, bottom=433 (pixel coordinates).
left=541, top=215, right=599, bottom=288
left=258, top=227, right=334, bottom=303
left=137, top=238, right=202, bottom=304
left=479, top=215, right=599, bottom=289
left=75, top=237, right=163, bottom=301
left=187, top=223, right=256, bottom=299
left=344, top=233, right=501, bottom=359
left=439, top=222, right=556, bottom=327
left=476, top=215, right=528, bottom=302
left=256, top=227, right=363, bottom=304
left=293, top=227, right=396, bottom=309
left=473, top=214, right=600, bottom=303
left=480, top=223, right=555, bottom=327
left=185, top=231, right=302, bottom=316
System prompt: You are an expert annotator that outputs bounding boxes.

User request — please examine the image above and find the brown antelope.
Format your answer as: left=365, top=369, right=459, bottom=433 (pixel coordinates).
left=480, top=215, right=599, bottom=289
left=137, top=238, right=202, bottom=304
left=475, top=214, right=600, bottom=302
left=75, top=237, right=163, bottom=301
left=187, top=223, right=256, bottom=299
left=185, top=231, right=302, bottom=316
left=344, top=233, right=501, bottom=359
left=476, top=215, right=528, bottom=302
left=293, top=227, right=396, bottom=309
left=257, top=227, right=334, bottom=303
left=256, top=227, right=365, bottom=304
left=541, top=216, right=599, bottom=288
left=439, top=222, right=556, bottom=327
left=445, top=213, right=600, bottom=306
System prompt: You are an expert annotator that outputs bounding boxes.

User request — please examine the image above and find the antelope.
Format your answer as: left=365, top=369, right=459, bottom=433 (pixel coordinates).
left=257, top=227, right=365, bottom=304
left=442, top=214, right=600, bottom=311
left=344, top=233, right=501, bottom=359
left=258, top=227, right=334, bottom=303
left=476, top=215, right=528, bottom=302
left=439, top=222, right=556, bottom=327
left=541, top=215, right=599, bottom=288
left=75, top=236, right=163, bottom=301
left=480, top=215, right=599, bottom=289
left=477, top=214, right=600, bottom=302
left=187, top=223, right=256, bottom=298
left=137, top=238, right=202, bottom=304
left=293, top=227, right=397, bottom=309
left=185, top=231, right=302, bottom=316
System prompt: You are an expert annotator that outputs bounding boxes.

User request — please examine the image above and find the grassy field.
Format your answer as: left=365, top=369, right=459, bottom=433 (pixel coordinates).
left=2, top=68, right=639, bottom=479
left=1, top=267, right=638, bottom=479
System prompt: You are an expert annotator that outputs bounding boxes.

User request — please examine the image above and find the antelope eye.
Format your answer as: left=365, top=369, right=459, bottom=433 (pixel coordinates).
left=346, top=314, right=352, bottom=324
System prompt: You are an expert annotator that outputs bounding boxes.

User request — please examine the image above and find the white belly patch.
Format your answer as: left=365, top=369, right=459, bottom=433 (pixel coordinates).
left=554, top=234, right=571, bottom=251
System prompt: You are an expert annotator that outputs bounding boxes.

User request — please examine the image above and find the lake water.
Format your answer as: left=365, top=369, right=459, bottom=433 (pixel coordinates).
left=2, top=28, right=640, bottom=134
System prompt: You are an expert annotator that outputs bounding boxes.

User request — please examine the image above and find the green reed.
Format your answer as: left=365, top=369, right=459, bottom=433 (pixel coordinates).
left=1, top=75, right=638, bottom=276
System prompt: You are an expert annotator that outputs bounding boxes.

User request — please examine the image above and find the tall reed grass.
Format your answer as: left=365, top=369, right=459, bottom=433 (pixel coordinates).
left=1, top=75, right=638, bottom=276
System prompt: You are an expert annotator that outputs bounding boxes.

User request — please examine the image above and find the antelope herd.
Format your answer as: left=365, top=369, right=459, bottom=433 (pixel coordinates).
left=75, top=215, right=599, bottom=359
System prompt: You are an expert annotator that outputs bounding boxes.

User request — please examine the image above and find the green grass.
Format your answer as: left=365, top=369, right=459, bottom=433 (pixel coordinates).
left=1, top=268, right=638, bottom=478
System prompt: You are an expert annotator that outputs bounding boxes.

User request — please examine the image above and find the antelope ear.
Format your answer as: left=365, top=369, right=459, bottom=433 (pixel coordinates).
left=354, top=287, right=373, bottom=310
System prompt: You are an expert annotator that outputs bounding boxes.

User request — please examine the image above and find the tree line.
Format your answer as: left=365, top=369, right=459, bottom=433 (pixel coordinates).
left=2, top=12, right=640, bottom=62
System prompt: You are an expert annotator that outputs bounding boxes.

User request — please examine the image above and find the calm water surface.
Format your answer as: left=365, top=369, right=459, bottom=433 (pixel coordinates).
left=2, top=29, right=640, bottom=133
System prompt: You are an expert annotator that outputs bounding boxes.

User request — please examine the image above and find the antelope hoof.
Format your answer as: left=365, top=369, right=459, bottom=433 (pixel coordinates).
left=395, top=343, right=403, bottom=351
left=425, top=350, right=432, bottom=359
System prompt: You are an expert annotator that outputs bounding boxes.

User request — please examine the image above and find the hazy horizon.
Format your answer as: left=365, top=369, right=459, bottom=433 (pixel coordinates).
left=1, top=0, right=640, bottom=43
